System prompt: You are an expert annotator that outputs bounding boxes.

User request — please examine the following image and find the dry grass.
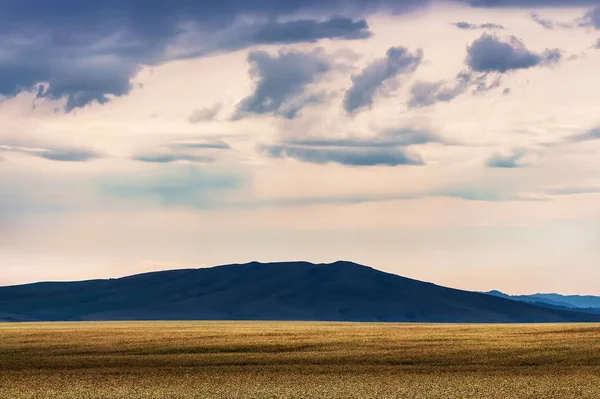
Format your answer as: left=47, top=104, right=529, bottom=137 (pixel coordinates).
left=1, top=322, right=600, bottom=398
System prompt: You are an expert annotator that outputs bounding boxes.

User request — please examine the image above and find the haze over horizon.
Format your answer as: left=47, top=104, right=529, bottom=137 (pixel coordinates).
left=2, top=0, right=600, bottom=295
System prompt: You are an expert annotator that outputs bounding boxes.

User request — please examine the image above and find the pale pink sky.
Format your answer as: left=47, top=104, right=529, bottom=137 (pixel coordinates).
left=1, top=2, right=600, bottom=294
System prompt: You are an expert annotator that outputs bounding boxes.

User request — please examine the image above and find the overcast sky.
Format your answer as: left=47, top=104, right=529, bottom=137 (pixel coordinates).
left=2, top=0, right=600, bottom=294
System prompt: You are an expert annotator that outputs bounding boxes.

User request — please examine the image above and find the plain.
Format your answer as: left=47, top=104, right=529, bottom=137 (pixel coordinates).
left=1, top=322, right=600, bottom=398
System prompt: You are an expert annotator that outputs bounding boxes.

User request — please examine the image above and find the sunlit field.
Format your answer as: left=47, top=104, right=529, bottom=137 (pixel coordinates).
left=1, top=322, right=599, bottom=398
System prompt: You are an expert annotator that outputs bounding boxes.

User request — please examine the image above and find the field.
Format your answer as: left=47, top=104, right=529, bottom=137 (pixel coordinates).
left=1, top=322, right=599, bottom=398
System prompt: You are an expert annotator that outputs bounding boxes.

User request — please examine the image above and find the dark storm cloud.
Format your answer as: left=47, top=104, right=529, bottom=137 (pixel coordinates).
left=343, top=47, right=423, bottom=113
left=466, top=34, right=562, bottom=73
left=0, top=144, right=101, bottom=162
left=263, top=144, right=424, bottom=166
left=452, top=22, right=505, bottom=29
left=485, top=150, right=527, bottom=168
left=234, top=49, right=332, bottom=119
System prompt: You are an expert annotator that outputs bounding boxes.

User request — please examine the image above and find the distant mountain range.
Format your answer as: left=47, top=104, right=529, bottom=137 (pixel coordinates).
left=485, top=291, right=600, bottom=315
left=1, top=261, right=600, bottom=323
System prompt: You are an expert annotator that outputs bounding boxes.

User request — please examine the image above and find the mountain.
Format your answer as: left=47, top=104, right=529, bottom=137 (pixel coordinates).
left=528, top=293, right=600, bottom=309
left=485, top=291, right=600, bottom=313
left=485, top=291, right=575, bottom=308
left=2, top=261, right=600, bottom=323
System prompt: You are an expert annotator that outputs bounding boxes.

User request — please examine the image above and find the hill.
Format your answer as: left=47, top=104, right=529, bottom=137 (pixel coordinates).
left=2, top=261, right=600, bottom=322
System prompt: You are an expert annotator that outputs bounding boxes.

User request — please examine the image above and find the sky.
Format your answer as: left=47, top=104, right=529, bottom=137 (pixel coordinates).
left=1, top=0, right=600, bottom=294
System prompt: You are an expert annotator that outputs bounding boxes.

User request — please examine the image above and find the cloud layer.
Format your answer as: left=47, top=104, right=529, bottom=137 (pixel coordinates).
left=261, top=128, right=448, bottom=166
left=0, top=144, right=101, bottom=162
left=263, top=144, right=424, bottom=166
left=0, top=4, right=373, bottom=111
left=0, top=1, right=595, bottom=111
left=452, top=22, right=505, bottom=29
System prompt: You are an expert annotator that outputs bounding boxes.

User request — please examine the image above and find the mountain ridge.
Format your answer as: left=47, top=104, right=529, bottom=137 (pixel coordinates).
left=2, top=261, right=600, bottom=323
left=485, top=290, right=600, bottom=312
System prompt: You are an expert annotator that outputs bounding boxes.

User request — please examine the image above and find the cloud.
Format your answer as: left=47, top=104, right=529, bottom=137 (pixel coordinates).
left=530, top=12, right=555, bottom=29
left=568, top=127, right=600, bottom=142
left=1, top=161, right=246, bottom=215
left=171, top=140, right=231, bottom=150
left=259, top=128, right=448, bottom=166
left=580, top=6, right=600, bottom=29
left=468, top=0, right=600, bottom=6
left=262, top=144, right=424, bottom=166
left=594, top=38, right=600, bottom=48
left=541, top=48, right=563, bottom=65
left=408, top=71, right=473, bottom=108
left=188, top=104, right=222, bottom=123
left=1, top=0, right=588, bottom=111
left=174, top=17, right=373, bottom=61
left=0, top=144, right=101, bottom=162
left=234, top=49, right=332, bottom=119
left=544, top=186, right=600, bottom=196
left=132, top=154, right=215, bottom=164
left=132, top=139, right=231, bottom=163
left=287, top=128, right=447, bottom=147
left=529, top=7, right=594, bottom=30
left=485, top=150, right=527, bottom=168
left=343, top=46, right=423, bottom=113
left=249, top=17, right=371, bottom=43
left=310, top=128, right=451, bottom=148
left=466, top=34, right=562, bottom=73
left=100, top=165, right=244, bottom=208
left=409, top=34, right=560, bottom=108
left=452, top=22, right=505, bottom=29
left=432, top=187, right=541, bottom=202
left=0, top=2, right=377, bottom=111
left=408, top=70, right=500, bottom=108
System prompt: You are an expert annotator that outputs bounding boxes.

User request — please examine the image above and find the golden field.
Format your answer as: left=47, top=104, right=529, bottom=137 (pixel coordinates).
left=1, top=322, right=599, bottom=398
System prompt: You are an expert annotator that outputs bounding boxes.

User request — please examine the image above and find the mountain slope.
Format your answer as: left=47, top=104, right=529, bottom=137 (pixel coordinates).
left=2, top=261, right=600, bottom=323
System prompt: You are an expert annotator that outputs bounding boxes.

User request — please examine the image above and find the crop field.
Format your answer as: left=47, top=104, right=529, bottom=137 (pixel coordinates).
left=1, top=322, right=599, bottom=398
